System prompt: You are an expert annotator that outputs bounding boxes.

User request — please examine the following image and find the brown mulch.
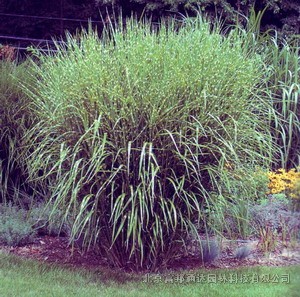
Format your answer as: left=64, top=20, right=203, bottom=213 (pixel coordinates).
left=0, top=235, right=299, bottom=274
left=173, top=239, right=300, bottom=271
left=0, top=236, right=108, bottom=270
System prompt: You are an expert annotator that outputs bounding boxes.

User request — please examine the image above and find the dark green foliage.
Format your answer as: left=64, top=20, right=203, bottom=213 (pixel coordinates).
left=0, top=60, right=51, bottom=208
left=0, top=0, right=100, bottom=42
left=95, top=0, right=299, bottom=36
left=263, top=41, right=300, bottom=169
left=0, top=0, right=298, bottom=48
left=0, top=61, right=36, bottom=206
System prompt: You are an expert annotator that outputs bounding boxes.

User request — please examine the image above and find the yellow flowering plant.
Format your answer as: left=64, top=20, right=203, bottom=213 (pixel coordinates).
left=223, top=163, right=300, bottom=201
left=267, top=168, right=300, bottom=199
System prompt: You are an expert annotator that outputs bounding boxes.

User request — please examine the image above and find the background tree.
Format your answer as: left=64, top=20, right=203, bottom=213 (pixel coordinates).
left=0, top=0, right=299, bottom=49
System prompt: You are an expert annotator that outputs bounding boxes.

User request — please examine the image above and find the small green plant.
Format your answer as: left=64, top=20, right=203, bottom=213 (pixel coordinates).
left=234, top=245, right=252, bottom=260
left=258, top=193, right=289, bottom=206
left=199, top=240, right=220, bottom=263
left=257, top=225, right=278, bottom=254
left=207, top=194, right=253, bottom=240
left=269, top=193, right=289, bottom=202
left=28, top=202, right=71, bottom=237
left=220, top=165, right=270, bottom=201
left=0, top=203, right=36, bottom=246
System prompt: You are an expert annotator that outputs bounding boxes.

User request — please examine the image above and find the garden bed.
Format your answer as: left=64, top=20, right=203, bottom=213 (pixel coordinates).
left=1, top=234, right=299, bottom=273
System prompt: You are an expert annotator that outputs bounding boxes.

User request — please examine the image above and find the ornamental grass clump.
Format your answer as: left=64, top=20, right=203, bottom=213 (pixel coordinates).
left=0, top=60, right=36, bottom=206
left=22, top=16, right=273, bottom=270
left=262, top=38, right=299, bottom=170
left=228, top=9, right=299, bottom=171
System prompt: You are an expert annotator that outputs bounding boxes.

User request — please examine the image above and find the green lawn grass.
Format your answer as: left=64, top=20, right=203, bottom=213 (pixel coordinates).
left=0, top=252, right=299, bottom=297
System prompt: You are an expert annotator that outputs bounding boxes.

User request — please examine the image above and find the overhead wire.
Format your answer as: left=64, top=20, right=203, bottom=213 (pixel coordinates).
left=0, top=11, right=98, bottom=51
left=0, top=12, right=102, bottom=23
left=0, top=35, right=65, bottom=44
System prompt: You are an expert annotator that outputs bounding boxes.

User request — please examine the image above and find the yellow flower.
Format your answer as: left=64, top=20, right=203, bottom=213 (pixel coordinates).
left=267, top=167, right=300, bottom=198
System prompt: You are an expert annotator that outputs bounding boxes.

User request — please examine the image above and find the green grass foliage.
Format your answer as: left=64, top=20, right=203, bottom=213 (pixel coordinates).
left=235, top=8, right=300, bottom=170
left=0, top=253, right=299, bottom=297
left=0, top=61, right=35, bottom=206
left=265, top=39, right=299, bottom=170
left=18, top=16, right=274, bottom=270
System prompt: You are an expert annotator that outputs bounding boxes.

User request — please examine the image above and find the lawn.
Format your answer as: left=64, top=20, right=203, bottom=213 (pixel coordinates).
left=0, top=252, right=299, bottom=297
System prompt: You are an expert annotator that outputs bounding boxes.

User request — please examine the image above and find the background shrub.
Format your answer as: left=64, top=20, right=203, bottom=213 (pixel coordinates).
left=0, top=0, right=299, bottom=45
left=95, top=0, right=300, bottom=37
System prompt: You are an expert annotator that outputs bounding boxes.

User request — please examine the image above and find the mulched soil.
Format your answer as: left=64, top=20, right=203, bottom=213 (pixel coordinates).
left=0, top=236, right=107, bottom=270
left=174, top=238, right=300, bottom=271
left=0, top=234, right=299, bottom=274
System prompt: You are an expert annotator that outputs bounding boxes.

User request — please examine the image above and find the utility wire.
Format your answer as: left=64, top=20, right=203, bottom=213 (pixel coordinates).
left=10, top=46, right=58, bottom=53
left=0, top=34, right=65, bottom=44
left=0, top=12, right=102, bottom=23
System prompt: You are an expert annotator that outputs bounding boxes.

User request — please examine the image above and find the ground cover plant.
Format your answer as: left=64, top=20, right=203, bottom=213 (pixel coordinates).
left=0, top=202, right=71, bottom=246
left=0, top=203, right=36, bottom=246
